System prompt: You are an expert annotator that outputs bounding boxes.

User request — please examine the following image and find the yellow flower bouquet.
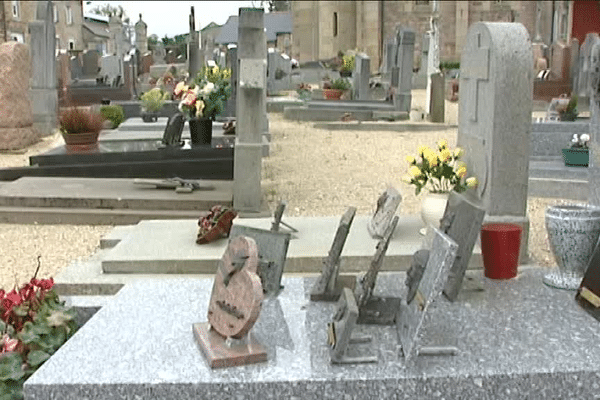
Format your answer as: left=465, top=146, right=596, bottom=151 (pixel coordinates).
left=403, top=139, right=478, bottom=195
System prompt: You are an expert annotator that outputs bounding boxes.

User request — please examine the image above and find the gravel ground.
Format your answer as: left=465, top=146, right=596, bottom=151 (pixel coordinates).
left=0, top=92, right=569, bottom=290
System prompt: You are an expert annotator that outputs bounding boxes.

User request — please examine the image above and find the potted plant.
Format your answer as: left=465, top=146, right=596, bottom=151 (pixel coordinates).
left=59, top=107, right=104, bottom=147
left=140, top=88, right=169, bottom=122
left=562, top=133, right=590, bottom=167
left=296, top=83, right=312, bottom=102
left=173, top=65, right=232, bottom=145
left=99, top=105, right=125, bottom=129
left=323, top=78, right=351, bottom=100
left=558, top=95, right=579, bottom=121
left=339, top=54, right=355, bottom=77
left=0, top=260, right=78, bottom=399
left=402, top=139, right=478, bottom=234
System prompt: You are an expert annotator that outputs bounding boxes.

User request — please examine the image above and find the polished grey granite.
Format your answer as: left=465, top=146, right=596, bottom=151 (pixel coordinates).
left=25, top=268, right=600, bottom=399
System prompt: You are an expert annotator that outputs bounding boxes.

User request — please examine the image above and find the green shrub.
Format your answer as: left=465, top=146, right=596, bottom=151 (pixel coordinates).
left=99, top=105, right=125, bottom=129
left=559, top=95, right=579, bottom=122
left=439, top=61, right=460, bottom=71
left=140, top=88, right=169, bottom=113
left=330, top=78, right=351, bottom=91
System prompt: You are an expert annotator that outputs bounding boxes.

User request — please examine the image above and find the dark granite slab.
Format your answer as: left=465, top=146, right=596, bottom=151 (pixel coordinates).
left=24, top=268, right=600, bottom=399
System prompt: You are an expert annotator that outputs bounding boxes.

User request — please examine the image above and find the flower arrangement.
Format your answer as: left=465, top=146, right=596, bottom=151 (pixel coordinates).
left=570, top=133, right=590, bottom=149
left=340, top=54, right=355, bottom=73
left=403, top=139, right=478, bottom=195
left=197, top=205, right=238, bottom=244
left=173, top=65, right=232, bottom=121
left=0, top=258, right=77, bottom=399
left=59, top=107, right=104, bottom=135
left=140, top=88, right=170, bottom=113
left=296, top=83, right=312, bottom=101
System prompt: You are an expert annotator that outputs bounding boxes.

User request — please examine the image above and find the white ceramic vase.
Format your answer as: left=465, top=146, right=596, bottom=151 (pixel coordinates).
left=420, top=192, right=449, bottom=234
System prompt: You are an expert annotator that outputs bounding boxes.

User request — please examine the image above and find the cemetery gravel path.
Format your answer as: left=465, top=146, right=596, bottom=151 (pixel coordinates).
left=0, top=110, right=566, bottom=290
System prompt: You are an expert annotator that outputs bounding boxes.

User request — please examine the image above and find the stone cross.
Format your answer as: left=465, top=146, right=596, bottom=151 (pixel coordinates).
left=188, top=6, right=202, bottom=82
left=233, top=8, right=266, bottom=212
left=28, top=0, right=57, bottom=136
left=457, top=22, right=532, bottom=264
left=135, top=14, right=148, bottom=54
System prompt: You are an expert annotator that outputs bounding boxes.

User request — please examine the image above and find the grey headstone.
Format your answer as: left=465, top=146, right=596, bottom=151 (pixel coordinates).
left=588, top=41, right=600, bottom=206
left=161, top=113, right=185, bottom=146
left=397, top=227, right=458, bottom=362
left=578, top=33, right=600, bottom=98
left=353, top=53, right=370, bottom=101
left=392, top=28, right=415, bottom=112
left=428, top=72, right=445, bottom=122
left=267, top=50, right=292, bottom=95
left=229, top=225, right=291, bottom=296
left=310, top=207, right=357, bottom=301
left=441, top=192, right=486, bottom=301
left=70, top=56, right=82, bottom=80
left=571, top=38, right=580, bottom=90
left=100, top=55, right=121, bottom=86
left=82, top=50, right=100, bottom=77
left=367, top=187, right=401, bottom=239
left=457, top=22, right=533, bottom=263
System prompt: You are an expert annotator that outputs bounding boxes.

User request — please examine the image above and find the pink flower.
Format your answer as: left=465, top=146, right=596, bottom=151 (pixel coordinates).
left=1, top=334, right=18, bottom=353
left=182, top=91, right=197, bottom=107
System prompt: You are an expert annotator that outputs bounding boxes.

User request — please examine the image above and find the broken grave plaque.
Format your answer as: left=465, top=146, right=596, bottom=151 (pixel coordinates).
left=270, top=200, right=298, bottom=236
left=192, top=236, right=267, bottom=368
left=229, top=224, right=291, bottom=296
left=355, top=215, right=401, bottom=325
left=397, top=227, right=458, bottom=362
left=367, top=187, right=402, bottom=239
left=310, top=207, right=358, bottom=301
left=327, top=287, right=377, bottom=364
left=441, top=192, right=486, bottom=301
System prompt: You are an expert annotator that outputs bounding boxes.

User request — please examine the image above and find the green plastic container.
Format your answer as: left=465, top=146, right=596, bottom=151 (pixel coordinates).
left=562, top=148, right=589, bottom=167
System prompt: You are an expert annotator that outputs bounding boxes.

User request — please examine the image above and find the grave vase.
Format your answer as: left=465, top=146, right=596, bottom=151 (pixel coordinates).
left=189, top=117, right=212, bottom=146
left=420, top=192, right=449, bottom=234
left=543, top=204, right=600, bottom=290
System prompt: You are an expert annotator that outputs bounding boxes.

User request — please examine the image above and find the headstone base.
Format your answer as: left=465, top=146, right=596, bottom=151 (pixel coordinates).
left=0, top=126, right=39, bottom=150
left=30, top=88, right=57, bottom=137
left=393, top=93, right=411, bottom=113
left=357, top=296, right=402, bottom=325
left=233, top=142, right=263, bottom=212
left=310, top=274, right=357, bottom=302
left=483, top=215, right=530, bottom=265
left=192, top=322, right=267, bottom=369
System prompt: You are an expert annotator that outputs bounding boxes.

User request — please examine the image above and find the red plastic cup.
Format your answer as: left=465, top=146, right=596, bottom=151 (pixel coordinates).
left=480, top=223, right=522, bottom=280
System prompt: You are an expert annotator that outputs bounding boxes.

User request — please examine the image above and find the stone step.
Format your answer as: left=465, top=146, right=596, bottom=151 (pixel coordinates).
left=529, top=159, right=588, bottom=180
left=0, top=177, right=233, bottom=210
left=528, top=177, right=588, bottom=201
left=284, top=106, right=375, bottom=121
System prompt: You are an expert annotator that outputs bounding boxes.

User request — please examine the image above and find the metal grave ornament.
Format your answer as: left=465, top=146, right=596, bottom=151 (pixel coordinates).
left=397, top=227, right=458, bottom=362
left=355, top=216, right=401, bottom=325
left=310, top=207, right=358, bottom=301
left=192, top=236, right=267, bottom=368
left=327, top=287, right=377, bottom=364
left=229, top=224, right=291, bottom=297
left=440, top=192, right=486, bottom=301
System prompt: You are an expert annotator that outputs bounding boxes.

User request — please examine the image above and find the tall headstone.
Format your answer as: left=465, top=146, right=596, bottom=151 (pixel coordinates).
left=457, top=22, right=533, bottom=263
left=588, top=42, right=600, bottom=206
left=392, top=28, right=414, bottom=112
left=82, top=49, right=100, bottom=77
left=0, top=42, right=38, bottom=150
left=134, top=14, right=148, bottom=54
left=570, top=38, right=580, bottom=91
left=414, top=32, right=430, bottom=89
left=428, top=72, right=444, bottom=123
left=381, top=38, right=395, bottom=81
left=187, top=7, right=203, bottom=82
left=70, top=55, right=82, bottom=80
left=28, top=0, right=57, bottom=136
left=233, top=8, right=266, bottom=213
left=353, top=53, right=370, bottom=100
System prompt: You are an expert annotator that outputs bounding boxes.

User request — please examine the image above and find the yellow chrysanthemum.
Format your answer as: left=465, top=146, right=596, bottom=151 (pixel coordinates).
left=454, top=147, right=464, bottom=158
left=437, top=139, right=448, bottom=149
left=423, top=148, right=437, bottom=166
left=439, top=148, right=452, bottom=162
left=405, top=155, right=416, bottom=164
left=409, top=166, right=422, bottom=177
left=466, top=177, right=478, bottom=188
left=457, top=166, right=467, bottom=178
left=417, top=145, right=428, bottom=155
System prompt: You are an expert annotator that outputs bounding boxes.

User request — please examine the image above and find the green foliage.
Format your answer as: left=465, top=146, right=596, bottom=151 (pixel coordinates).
left=99, top=105, right=125, bottom=128
left=140, top=88, right=169, bottom=113
left=439, top=61, right=460, bottom=71
left=560, top=95, right=579, bottom=121
left=340, top=54, right=355, bottom=72
left=329, top=78, right=351, bottom=91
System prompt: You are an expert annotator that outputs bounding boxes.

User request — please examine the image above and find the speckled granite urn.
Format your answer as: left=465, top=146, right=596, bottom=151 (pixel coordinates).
left=543, top=204, right=600, bottom=290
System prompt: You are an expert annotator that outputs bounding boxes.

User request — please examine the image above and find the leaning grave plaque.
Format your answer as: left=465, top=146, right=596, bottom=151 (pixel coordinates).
left=229, top=224, right=291, bottom=296
left=576, top=239, right=600, bottom=322
left=310, top=207, right=358, bottom=301
left=398, top=226, right=458, bottom=362
left=367, top=186, right=402, bottom=239
left=440, top=192, right=486, bottom=301
left=193, top=236, right=267, bottom=368
left=355, top=216, right=401, bottom=325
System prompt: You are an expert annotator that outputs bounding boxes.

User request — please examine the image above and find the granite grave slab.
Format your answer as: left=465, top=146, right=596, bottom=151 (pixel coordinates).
left=25, top=269, right=600, bottom=399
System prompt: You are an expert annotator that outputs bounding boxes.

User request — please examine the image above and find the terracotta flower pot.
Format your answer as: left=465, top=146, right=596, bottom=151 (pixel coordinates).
left=61, top=131, right=100, bottom=146
left=323, top=89, right=344, bottom=100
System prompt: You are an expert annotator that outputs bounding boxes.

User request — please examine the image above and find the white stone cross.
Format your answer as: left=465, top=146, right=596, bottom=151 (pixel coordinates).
left=461, top=32, right=489, bottom=122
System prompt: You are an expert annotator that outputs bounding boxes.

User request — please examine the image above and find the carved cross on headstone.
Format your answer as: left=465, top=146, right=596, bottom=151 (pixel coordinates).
left=461, top=32, right=489, bottom=122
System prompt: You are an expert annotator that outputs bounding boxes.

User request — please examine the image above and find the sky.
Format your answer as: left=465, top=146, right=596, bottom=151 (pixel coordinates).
left=83, top=1, right=262, bottom=38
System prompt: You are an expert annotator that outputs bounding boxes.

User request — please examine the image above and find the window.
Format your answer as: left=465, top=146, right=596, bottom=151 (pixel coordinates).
left=66, top=6, right=73, bottom=25
left=333, top=12, right=338, bottom=37
left=53, top=4, right=59, bottom=23
left=11, top=1, right=20, bottom=20
left=68, top=39, right=75, bottom=50
left=10, top=32, right=24, bottom=43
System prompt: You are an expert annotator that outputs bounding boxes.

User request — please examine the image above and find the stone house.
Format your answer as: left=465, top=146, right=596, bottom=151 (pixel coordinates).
left=82, top=13, right=109, bottom=53
left=0, top=1, right=84, bottom=53
left=291, top=0, right=591, bottom=73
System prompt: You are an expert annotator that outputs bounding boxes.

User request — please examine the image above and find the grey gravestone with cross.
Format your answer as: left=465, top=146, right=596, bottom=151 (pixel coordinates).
left=457, top=22, right=533, bottom=263
left=397, top=227, right=458, bottom=362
